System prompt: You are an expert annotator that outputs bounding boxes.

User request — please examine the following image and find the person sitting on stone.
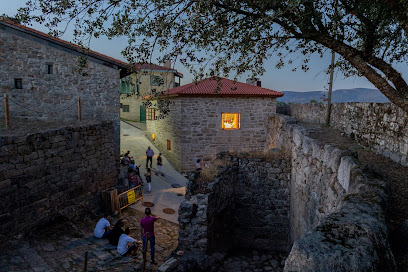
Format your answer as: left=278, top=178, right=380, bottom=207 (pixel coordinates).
left=128, top=168, right=138, bottom=188
left=117, top=227, right=138, bottom=256
left=94, top=214, right=112, bottom=239
left=109, top=219, right=125, bottom=246
left=121, top=151, right=131, bottom=166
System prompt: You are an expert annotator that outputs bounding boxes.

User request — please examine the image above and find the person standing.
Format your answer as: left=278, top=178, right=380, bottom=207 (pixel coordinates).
left=156, top=153, right=164, bottom=176
left=144, top=168, right=152, bottom=193
left=140, top=208, right=159, bottom=265
left=94, top=214, right=112, bottom=238
left=146, top=146, right=154, bottom=169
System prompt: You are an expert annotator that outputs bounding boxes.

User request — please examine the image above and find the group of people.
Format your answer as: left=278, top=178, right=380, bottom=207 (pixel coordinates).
left=121, top=147, right=165, bottom=193
left=93, top=208, right=159, bottom=264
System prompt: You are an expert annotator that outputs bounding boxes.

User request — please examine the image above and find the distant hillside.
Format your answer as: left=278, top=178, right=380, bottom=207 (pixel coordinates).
left=277, top=88, right=390, bottom=103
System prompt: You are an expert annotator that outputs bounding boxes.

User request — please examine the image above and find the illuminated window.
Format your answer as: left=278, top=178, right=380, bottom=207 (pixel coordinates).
left=221, top=113, right=240, bottom=130
left=146, top=108, right=156, bottom=120
left=152, top=133, right=155, bottom=140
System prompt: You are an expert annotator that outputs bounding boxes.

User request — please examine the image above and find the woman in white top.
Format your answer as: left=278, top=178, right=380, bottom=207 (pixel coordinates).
left=117, top=228, right=138, bottom=256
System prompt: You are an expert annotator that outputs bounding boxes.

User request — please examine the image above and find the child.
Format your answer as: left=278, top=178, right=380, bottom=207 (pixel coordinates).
left=144, top=168, right=152, bottom=193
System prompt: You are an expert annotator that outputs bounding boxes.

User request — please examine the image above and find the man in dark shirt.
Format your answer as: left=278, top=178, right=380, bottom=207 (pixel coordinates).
left=140, top=208, right=159, bottom=265
left=146, top=146, right=154, bottom=168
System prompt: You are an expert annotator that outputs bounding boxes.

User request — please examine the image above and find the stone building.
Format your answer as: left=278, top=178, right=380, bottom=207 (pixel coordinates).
left=0, top=19, right=128, bottom=156
left=145, top=77, right=284, bottom=171
left=120, top=63, right=183, bottom=122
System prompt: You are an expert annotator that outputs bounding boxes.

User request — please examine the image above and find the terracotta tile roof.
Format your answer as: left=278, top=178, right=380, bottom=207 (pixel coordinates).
left=134, top=63, right=184, bottom=77
left=0, top=19, right=128, bottom=69
left=164, top=77, right=284, bottom=97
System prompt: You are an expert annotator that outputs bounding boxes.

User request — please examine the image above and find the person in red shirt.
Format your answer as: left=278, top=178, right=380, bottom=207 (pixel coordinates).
left=140, top=208, right=159, bottom=265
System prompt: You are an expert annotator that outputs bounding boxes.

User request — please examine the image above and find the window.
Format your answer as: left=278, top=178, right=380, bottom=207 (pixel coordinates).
left=47, top=64, right=53, bottom=74
left=122, top=105, right=130, bottom=112
left=14, top=78, right=22, bottom=89
left=221, top=113, right=241, bottom=130
left=146, top=108, right=156, bottom=120
left=167, top=139, right=171, bottom=151
left=120, top=76, right=132, bottom=94
left=150, top=75, right=163, bottom=86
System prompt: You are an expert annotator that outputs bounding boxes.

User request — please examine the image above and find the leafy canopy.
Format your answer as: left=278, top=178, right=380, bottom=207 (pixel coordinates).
left=16, top=0, right=408, bottom=112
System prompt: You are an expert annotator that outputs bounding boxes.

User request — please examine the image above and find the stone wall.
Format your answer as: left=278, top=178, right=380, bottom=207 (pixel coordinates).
left=277, top=103, right=408, bottom=166
left=269, top=114, right=353, bottom=242
left=268, top=114, right=396, bottom=271
left=0, top=121, right=117, bottom=237
left=233, top=156, right=290, bottom=251
left=146, top=98, right=183, bottom=171
left=147, top=96, right=277, bottom=172
left=0, top=24, right=121, bottom=157
left=171, top=115, right=397, bottom=272
left=175, top=152, right=291, bottom=271
left=178, top=157, right=237, bottom=253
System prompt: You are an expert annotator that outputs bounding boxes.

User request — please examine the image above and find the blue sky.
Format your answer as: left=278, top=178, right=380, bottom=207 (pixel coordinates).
left=2, top=0, right=407, bottom=93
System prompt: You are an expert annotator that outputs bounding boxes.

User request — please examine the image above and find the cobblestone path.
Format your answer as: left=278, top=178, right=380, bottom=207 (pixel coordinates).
left=0, top=209, right=179, bottom=272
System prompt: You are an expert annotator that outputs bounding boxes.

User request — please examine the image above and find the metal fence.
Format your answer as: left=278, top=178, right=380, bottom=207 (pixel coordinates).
left=118, top=185, right=143, bottom=215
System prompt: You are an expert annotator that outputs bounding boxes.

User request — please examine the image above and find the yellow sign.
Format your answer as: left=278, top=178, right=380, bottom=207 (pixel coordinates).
left=127, top=190, right=136, bottom=204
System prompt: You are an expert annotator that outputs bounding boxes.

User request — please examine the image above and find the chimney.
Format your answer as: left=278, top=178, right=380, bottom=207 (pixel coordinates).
left=164, top=59, right=172, bottom=68
left=246, top=78, right=261, bottom=87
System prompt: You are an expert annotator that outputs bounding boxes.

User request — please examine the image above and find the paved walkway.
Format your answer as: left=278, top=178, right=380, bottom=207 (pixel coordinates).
left=120, top=121, right=188, bottom=223
left=0, top=209, right=179, bottom=272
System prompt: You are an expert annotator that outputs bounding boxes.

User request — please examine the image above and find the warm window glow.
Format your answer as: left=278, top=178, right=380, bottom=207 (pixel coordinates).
left=221, top=113, right=240, bottom=130
left=146, top=108, right=156, bottom=120
left=152, top=133, right=155, bottom=140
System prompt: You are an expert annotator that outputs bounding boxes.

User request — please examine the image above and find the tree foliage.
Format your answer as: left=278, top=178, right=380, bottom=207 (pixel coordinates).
left=16, top=0, right=408, bottom=112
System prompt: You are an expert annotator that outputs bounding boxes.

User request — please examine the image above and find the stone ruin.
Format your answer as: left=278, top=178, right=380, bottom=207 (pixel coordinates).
left=159, top=114, right=401, bottom=272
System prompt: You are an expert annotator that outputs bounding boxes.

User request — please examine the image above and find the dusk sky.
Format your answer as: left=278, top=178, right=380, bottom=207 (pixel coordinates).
left=2, top=0, right=408, bottom=93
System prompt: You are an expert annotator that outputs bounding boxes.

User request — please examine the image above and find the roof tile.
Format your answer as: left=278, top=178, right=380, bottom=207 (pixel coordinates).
left=164, top=77, right=284, bottom=97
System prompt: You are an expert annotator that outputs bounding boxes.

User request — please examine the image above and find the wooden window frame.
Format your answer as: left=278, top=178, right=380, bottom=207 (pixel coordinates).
left=167, top=139, right=171, bottom=151
left=122, top=105, right=130, bottom=112
left=221, top=113, right=241, bottom=130
left=146, top=108, right=156, bottom=120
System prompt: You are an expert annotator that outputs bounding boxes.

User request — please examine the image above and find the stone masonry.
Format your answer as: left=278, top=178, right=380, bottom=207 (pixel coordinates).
left=169, top=114, right=397, bottom=272
left=0, top=22, right=122, bottom=157
left=268, top=114, right=396, bottom=271
left=0, top=121, right=117, bottom=237
left=147, top=96, right=277, bottom=172
left=278, top=103, right=408, bottom=166
left=173, top=151, right=291, bottom=271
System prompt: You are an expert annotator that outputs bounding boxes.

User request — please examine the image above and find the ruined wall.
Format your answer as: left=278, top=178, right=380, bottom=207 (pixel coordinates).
left=0, top=24, right=121, bottom=157
left=177, top=151, right=291, bottom=270
left=233, top=157, right=290, bottom=251
left=277, top=103, right=408, bottom=166
left=268, top=114, right=396, bottom=271
left=269, top=115, right=349, bottom=241
left=0, top=121, right=117, bottom=237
